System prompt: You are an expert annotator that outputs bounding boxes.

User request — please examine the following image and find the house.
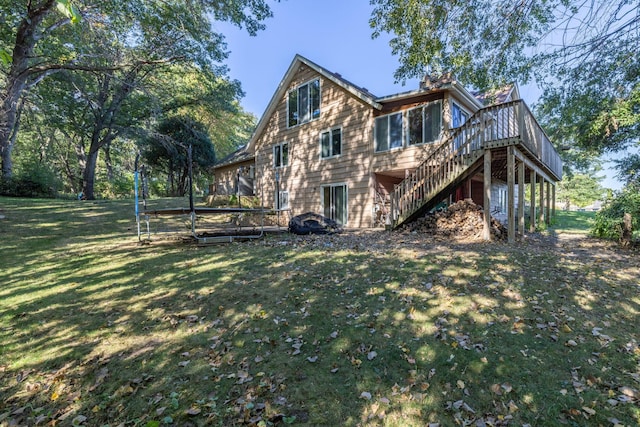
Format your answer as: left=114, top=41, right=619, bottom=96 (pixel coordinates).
left=212, top=144, right=254, bottom=196
left=213, top=55, right=562, bottom=241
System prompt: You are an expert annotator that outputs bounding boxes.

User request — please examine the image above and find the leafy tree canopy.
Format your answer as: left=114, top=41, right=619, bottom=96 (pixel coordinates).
left=142, top=115, right=216, bottom=196
left=369, top=0, right=639, bottom=163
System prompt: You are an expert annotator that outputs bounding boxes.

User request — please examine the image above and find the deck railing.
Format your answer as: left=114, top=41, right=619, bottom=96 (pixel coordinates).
left=390, top=100, right=562, bottom=227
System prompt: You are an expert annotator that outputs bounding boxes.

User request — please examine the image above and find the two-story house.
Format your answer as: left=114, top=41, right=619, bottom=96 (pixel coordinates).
left=214, top=55, right=562, bottom=241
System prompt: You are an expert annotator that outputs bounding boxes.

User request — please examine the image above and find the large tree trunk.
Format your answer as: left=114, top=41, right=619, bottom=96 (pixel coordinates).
left=0, top=1, right=57, bottom=178
left=82, top=148, right=99, bottom=200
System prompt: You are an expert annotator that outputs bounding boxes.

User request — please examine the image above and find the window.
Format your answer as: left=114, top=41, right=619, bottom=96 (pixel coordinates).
left=276, top=190, right=289, bottom=210
left=322, top=184, right=347, bottom=225
left=321, top=128, right=342, bottom=158
left=452, top=103, right=470, bottom=149
left=288, top=79, right=320, bottom=127
left=408, top=101, right=442, bottom=145
left=452, top=103, right=469, bottom=128
left=375, top=112, right=403, bottom=152
left=273, top=142, right=289, bottom=168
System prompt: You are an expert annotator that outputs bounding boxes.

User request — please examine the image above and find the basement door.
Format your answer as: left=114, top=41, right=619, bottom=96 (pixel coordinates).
left=321, top=184, right=348, bottom=225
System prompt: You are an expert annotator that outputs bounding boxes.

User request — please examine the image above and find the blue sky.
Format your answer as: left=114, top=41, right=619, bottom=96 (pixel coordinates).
left=214, top=0, right=625, bottom=190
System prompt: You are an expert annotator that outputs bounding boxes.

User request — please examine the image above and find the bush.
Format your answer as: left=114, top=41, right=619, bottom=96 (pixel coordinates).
left=592, top=185, right=640, bottom=240
left=0, top=163, right=60, bottom=198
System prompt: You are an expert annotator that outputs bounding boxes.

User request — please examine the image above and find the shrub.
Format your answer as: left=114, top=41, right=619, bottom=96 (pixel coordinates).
left=592, top=185, right=640, bottom=240
left=0, top=163, right=60, bottom=198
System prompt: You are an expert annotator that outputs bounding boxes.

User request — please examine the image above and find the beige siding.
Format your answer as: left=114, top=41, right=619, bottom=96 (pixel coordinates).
left=214, top=160, right=254, bottom=194
left=254, top=64, right=377, bottom=227
left=252, top=61, right=487, bottom=228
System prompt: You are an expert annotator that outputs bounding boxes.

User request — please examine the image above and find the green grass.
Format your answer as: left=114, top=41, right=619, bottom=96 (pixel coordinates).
left=552, top=210, right=597, bottom=234
left=0, top=198, right=638, bottom=426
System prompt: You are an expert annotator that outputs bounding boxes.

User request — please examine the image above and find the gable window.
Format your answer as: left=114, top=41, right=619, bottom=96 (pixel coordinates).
left=288, top=79, right=320, bottom=127
left=321, top=128, right=342, bottom=158
left=273, top=142, right=289, bottom=168
left=375, top=112, right=403, bottom=152
left=408, top=100, right=442, bottom=145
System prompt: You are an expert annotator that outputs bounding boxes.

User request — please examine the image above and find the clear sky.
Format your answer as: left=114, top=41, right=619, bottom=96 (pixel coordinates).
left=214, top=0, right=626, bottom=191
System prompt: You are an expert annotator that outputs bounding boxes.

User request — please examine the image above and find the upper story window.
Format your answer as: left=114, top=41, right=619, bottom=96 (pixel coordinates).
left=408, top=100, right=442, bottom=145
left=288, top=79, right=320, bottom=127
left=321, top=127, right=342, bottom=158
left=452, top=102, right=470, bottom=128
left=273, top=142, right=289, bottom=168
left=375, top=112, right=403, bottom=152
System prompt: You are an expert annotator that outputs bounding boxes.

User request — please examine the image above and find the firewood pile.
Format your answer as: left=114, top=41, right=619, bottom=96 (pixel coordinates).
left=403, top=199, right=507, bottom=241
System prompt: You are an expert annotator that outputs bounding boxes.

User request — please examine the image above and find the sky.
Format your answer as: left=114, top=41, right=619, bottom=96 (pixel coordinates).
left=213, top=0, right=626, bottom=191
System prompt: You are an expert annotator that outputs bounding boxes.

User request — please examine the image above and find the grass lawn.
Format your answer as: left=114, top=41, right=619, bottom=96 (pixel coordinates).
left=0, top=197, right=638, bottom=426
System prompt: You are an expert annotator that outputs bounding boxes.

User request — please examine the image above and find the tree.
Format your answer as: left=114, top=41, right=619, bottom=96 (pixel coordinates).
left=141, top=116, right=216, bottom=197
left=556, top=172, right=606, bottom=210
left=369, top=1, right=639, bottom=165
left=0, top=0, right=273, bottom=182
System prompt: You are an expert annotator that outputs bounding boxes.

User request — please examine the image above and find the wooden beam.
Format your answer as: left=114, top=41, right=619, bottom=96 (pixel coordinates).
left=546, top=180, right=551, bottom=225
left=483, top=150, right=492, bottom=241
left=538, top=177, right=545, bottom=226
left=518, top=161, right=525, bottom=236
left=507, top=146, right=515, bottom=243
left=552, top=184, right=556, bottom=218
left=512, top=146, right=554, bottom=184
left=530, top=170, right=536, bottom=232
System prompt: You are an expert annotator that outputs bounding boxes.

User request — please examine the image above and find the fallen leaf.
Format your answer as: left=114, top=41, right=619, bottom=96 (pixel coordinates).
left=307, top=356, right=318, bottom=363
left=582, top=406, right=596, bottom=416
left=178, top=360, right=190, bottom=367
left=360, top=391, right=372, bottom=400
left=186, top=407, right=201, bottom=415
left=367, top=351, right=377, bottom=361
left=71, top=415, right=87, bottom=426
left=565, top=340, right=578, bottom=347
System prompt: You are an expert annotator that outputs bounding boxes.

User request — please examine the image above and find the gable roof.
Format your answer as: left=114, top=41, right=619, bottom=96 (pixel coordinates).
left=247, top=54, right=383, bottom=151
left=214, top=144, right=254, bottom=169
left=473, top=83, right=520, bottom=106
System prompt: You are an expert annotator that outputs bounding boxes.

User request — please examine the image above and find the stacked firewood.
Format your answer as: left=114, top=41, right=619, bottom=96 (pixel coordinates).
left=403, top=199, right=507, bottom=240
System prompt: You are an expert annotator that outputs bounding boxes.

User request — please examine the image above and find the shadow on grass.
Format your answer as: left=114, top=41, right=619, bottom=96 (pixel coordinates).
left=0, top=197, right=638, bottom=426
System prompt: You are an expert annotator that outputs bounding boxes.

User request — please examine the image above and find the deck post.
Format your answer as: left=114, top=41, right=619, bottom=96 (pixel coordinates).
left=530, top=170, right=536, bottom=232
left=545, top=180, right=551, bottom=225
left=507, top=146, right=515, bottom=243
left=518, top=161, right=525, bottom=237
left=483, top=149, right=492, bottom=241
left=539, top=177, right=545, bottom=227
left=552, top=183, right=556, bottom=218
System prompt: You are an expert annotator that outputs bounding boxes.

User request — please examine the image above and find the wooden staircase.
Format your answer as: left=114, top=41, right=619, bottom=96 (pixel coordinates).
left=390, top=100, right=562, bottom=229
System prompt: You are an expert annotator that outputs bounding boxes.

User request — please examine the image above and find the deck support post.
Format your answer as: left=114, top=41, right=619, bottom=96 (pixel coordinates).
left=483, top=149, right=492, bottom=241
left=507, top=146, right=515, bottom=243
left=518, top=161, right=525, bottom=237
left=546, top=180, right=551, bottom=225
left=539, top=177, right=545, bottom=227
left=552, top=184, right=556, bottom=218
left=530, top=170, right=536, bottom=232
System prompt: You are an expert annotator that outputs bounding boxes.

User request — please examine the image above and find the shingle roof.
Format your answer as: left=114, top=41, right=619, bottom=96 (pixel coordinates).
left=215, top=145, right=253, bottom=169
left=472, top=84, right=516, bottom=106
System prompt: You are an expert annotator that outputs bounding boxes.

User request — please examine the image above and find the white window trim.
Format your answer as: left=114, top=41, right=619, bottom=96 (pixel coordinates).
left=320, top=126, right=343, bottom=159
left=406, top=100, right=443, bottom=146
left=320, top=183, right=348, bottom=225
left=276, top=190, right=289, bottom=210
left=273, top=142, right=289, bottom=169
left=374, top=112, right=405, bottom=153
left=287, top=78, right=321, bottom=128
left=451, top=101, right=471, bottom=128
